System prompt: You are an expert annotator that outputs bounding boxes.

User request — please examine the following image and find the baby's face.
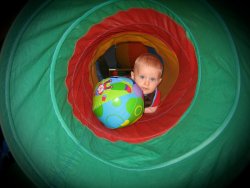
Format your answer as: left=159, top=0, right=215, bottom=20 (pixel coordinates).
left=131, top=65, right=162, bottom=95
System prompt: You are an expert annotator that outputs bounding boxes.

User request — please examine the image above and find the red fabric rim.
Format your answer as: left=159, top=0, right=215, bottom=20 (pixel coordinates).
left=66, top=8, right=198, bottom=143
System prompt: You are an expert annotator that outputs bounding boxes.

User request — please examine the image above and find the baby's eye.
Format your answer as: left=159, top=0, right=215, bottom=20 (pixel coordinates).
left=150, top=78, right=156, bottom=82
left=139, top=75, right=145, bottom=79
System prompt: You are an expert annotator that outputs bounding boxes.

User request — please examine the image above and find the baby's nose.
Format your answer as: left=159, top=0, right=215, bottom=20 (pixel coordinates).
left=144, top=79, right=150, bottom=86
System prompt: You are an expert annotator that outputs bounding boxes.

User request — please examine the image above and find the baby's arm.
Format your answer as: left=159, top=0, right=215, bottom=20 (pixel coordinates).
left=144, top=106, right=158, bottom=113
left=144, top=89, right=160, bottom=113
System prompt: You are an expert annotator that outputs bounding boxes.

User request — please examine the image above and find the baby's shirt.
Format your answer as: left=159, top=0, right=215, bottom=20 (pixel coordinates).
left=144, top=88, right=161, bottom=108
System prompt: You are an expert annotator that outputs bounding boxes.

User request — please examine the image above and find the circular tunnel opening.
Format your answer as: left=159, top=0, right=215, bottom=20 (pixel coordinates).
left=66, top=8, right=198, bottom=143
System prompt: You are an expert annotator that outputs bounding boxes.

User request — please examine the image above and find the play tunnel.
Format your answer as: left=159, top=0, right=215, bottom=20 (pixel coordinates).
left=0, top=0, right=250, bottom=187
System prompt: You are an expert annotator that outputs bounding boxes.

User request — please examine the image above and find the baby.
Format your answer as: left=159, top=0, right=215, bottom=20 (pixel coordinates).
left=131, top=53, right=163, bottom=113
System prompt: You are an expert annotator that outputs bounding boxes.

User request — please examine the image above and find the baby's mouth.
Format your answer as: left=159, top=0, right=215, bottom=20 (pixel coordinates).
left=142, top=87, right=148, bottom=92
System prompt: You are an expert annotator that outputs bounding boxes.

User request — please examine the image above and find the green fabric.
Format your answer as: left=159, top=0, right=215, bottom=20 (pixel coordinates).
left=0, top=0, right=249, bottom=187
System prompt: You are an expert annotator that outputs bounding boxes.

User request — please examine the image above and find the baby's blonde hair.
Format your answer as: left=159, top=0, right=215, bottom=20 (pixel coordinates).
left=134, top=53, right=163, bottom=77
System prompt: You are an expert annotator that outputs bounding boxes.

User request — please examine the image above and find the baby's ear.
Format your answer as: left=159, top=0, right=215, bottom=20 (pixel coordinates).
left=131, top=71, right=134, bottom=79
left=158, top=78, right=162, bottom=84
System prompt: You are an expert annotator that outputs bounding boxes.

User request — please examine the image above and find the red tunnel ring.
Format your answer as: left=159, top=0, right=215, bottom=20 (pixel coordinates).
left=66, top=8, right=198, bottom=143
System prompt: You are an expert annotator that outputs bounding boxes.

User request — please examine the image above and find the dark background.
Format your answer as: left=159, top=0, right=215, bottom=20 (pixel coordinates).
left=0, top=0, right=249, bottom=187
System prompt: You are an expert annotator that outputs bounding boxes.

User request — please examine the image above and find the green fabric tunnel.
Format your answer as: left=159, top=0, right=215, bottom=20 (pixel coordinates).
left=0, top=0, right=250, bottom=187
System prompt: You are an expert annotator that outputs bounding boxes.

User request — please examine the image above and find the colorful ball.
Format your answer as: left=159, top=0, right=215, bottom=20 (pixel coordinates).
left=92, top=76, right=144, bottom=129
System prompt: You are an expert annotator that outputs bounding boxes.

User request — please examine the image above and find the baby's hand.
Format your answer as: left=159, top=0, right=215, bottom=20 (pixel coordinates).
left=144, top=106, right=158, bottom=113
